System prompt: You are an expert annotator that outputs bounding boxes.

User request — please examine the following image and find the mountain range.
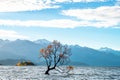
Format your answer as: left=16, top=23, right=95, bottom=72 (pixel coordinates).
left=0, top=39, right=120, bottom=66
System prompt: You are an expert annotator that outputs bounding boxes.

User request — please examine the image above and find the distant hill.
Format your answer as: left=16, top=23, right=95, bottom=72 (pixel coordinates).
left=16, top=61, right=35, bottom=66
left=0, top=59, right=25, bottom=65
left=70, top=45, right=120, bottom=66
left=0, top=39, right=120, bottom=66
left=99, top=47, right=120, bottom=56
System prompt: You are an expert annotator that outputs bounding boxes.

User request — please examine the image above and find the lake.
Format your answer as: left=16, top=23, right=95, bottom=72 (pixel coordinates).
left=0, top=66, right=120, bottom=80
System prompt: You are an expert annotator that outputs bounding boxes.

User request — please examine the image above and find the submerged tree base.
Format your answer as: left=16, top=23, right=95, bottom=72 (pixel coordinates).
left=44, top=66, right=74, bottom=75
left=45, top=70, right=50, bottom=75
left=45, top=67, right=56, bottom=75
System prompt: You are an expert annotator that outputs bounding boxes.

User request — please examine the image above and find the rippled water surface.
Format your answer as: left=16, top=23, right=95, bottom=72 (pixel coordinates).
left=0, top=66, right=120, bottom=80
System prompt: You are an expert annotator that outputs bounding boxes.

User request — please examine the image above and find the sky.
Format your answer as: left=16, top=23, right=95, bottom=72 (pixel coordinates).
left=0, top=0, right=120, bottom=50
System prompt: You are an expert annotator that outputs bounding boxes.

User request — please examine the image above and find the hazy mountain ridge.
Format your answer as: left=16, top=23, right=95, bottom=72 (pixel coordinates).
left=0, top=39, right=10, bottom=47
left=71, top=46, right=120, bottom=66
left=0, top=39, right=120, bottom=66
left=99, top=47, right=120, bottom=56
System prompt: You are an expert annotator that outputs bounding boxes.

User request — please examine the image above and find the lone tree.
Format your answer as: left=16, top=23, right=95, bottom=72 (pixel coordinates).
left=40, top=40, right=72, bottom=75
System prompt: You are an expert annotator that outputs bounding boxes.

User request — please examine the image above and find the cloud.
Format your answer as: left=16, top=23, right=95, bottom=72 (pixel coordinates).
left=1, top=6, right=119, bottom=28
left=0, top=5, right=120, bottom=28
left=0, top=0, right=110, bottom=12
left=0, top=30, right=29, bottom=40
left=62, top=6, right=120, bottom=28
left=0, top=0, right=59, bottom=12
left=72, top=0, right=107, bottom=2
left=0, top=19, right=80, bottom=28
left=54, top=0, right=71, bottom=3
left=0, top=18, right=119, bottom=28
left=54, top=0, right=107, bottom=3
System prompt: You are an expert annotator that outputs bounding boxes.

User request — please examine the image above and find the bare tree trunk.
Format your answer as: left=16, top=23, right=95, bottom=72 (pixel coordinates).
left=45, top=67, right=56, bottom=75
left=45, top=69, right=50, bottom=75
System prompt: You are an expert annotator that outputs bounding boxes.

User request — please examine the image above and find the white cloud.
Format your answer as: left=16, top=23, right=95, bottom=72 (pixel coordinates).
left=0, top=30, right=29, bottom=40
left=0, top=0, right=111, bottom=12
left=54, top=0, right=106, bottom=3
left=0, top=18, right=118, bottom=28
left=0, top=0, right=59, bottom=12
left=54, top=0, right=71, bottom=3
left=62, top=6, right=120, bottom=28
left=72, top=0, right=106, bottom=2
left=0, top=5, right=120, bottom=28
left=0, top=19, right=80, bottom=28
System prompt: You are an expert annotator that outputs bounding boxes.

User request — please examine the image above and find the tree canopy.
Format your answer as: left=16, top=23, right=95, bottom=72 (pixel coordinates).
left=40, top=40, right=72, bottom=75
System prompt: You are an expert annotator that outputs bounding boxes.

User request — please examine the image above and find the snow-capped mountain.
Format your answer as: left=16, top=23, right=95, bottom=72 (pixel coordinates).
left=0, top=39, right=120, bottom=66
left=99, top=47, right=120, bottom=56
left=99, top=47, right=114, bottom=52
left=34, top=39, right=50, bottom=46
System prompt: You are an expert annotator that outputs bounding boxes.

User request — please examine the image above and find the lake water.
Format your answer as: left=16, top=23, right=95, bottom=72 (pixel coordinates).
left=0, top=66, right=120, bottom=80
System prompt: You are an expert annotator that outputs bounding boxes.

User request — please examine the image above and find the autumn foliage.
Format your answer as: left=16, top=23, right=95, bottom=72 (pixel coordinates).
left=67, top=66, right=74, bottom=71
left=40, top=40, right=72, bottom=75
